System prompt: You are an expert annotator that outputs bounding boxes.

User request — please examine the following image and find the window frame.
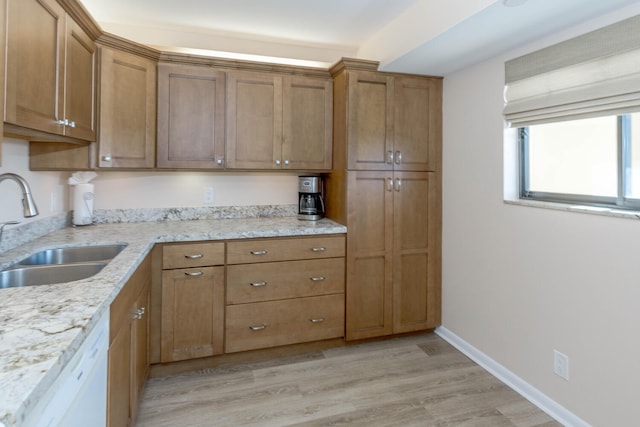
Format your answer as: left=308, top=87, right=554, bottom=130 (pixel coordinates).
left=518, top=114, right=640, bottom=211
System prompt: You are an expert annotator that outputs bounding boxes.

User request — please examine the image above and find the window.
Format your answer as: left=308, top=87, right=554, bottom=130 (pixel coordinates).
left=519, top=113, right=640, bottom=210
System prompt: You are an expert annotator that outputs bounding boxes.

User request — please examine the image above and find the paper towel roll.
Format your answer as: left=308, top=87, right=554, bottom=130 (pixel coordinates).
left=73, top=183, right=94, bottom=226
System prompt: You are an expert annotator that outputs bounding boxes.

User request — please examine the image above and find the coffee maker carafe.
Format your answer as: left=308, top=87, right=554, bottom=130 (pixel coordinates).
left=298, top=176, right=325, bottom=220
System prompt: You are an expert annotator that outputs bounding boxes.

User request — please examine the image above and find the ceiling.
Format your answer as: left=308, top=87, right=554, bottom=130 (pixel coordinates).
left=79, top=0, right=640, bottom=76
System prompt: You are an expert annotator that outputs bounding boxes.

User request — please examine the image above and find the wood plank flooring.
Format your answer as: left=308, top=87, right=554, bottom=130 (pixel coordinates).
left=136, top=333, right=561, bottom=426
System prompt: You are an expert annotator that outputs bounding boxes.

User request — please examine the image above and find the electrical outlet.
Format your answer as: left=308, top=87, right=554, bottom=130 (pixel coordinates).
left=50, top=192, right=58, bottom=212
left=203, top=187, right=214, bottom=205
left=553, top=350, right=569, bottom=381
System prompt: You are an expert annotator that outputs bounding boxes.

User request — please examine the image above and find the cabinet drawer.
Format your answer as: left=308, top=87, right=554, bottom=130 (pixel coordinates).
left=162, top=242, right=224, bottom=269
left=227, top=258, right=344, bottom=304
left=225, top=294, right=345, bottom=353
left=227, top=235, right=345, bottom=264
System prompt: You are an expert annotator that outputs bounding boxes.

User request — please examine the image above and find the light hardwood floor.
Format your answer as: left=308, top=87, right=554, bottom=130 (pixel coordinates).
left=136, top=333, right=561, bottom=426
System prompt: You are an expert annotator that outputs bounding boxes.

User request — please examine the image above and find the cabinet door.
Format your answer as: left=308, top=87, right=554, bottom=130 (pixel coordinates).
left=347, top=71, right=394, bottom=171
left=64, top=17, right=97, bottom=141
left=108, top=313, right=132, bottom=427
left=282, top=76, right=333, bottom=170
left=157, top=64, right=225, bottom=168
left=226, top=71, right=282, bottom=169
left=161, top=266, right=225, bottom=362
left=130, top=283, right=150, bottom=423
left=345, top=171, right=393, bottom=340
left=392, top=172, right=440, bottom=333
left=98, top=47, right=156, bottom=168
left=5, top=0, right=65, bottom=135
left=393, top=77, right=441, bottom=172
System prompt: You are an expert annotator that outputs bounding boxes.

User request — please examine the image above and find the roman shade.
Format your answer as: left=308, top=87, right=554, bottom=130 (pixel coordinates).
left=504, top=15, right=640, bottom=127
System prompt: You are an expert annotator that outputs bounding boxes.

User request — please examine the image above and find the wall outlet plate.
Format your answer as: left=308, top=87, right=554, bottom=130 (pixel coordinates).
left=553, top=349, right=569, bottom=381
left=203, top=187, right=214, bottom=205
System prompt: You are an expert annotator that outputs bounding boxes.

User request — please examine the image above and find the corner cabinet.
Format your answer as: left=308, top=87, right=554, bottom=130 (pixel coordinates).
left=98, top=46, right=156, bottom=168
left=156, top=63, right=226, bottom=169
left=5, top=0, right=96, bottom=141
left=327, top=59, right=443, bottom=341
left=226, top=71, right=332, bottom=170
left=108, top=254, right=151, bottom=427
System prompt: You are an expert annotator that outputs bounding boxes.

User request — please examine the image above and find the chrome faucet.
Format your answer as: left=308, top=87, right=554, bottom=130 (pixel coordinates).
left=0, top=173, right=39, bottom=218
left=0, top=173, right=39, bottom=244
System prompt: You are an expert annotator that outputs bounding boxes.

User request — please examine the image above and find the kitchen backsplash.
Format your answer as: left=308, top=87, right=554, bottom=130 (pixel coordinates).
left=0, top=204, right=297, bottom=253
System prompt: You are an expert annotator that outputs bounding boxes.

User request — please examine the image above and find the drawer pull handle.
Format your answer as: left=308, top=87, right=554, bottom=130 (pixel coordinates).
left=250, top=281, right=268, bottom=287
left=249, top=324, right=267, bottom=331
left=184, top=271, right=204, bottom=277
left=184, top=253, right=204, bottom=259
left=311, top=247, right=326, bottom=252
left=250, top=250, right=268, bottom=255
left=309, top=317, right=325, bottom=323
left=132, top=307, right=145, bottom=320
left=310, top=276, right=326, bottom=282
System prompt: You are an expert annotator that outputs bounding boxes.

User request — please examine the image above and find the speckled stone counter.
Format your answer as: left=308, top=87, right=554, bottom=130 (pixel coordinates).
left=0, top=216, right=346, bottom=426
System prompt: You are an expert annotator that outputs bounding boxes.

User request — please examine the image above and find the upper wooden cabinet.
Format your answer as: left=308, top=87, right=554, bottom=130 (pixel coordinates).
left=332, top=65, right=442, bottom=172
left=226, top=70, right=332, bottom=170
left=98, top=47, right=156, bottom=168
left=5, top=0, right=97, bottom=141
left=157, top=63, right=226, bottom=169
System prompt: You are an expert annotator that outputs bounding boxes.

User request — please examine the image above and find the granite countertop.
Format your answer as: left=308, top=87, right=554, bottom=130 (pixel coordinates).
left=0, top=216, right=346, bottom=427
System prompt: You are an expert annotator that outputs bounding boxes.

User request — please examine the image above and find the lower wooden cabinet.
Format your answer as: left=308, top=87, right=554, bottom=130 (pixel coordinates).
left=161, top=266, right=225, bottom=362
left=159, top=242, right=225, bottom=363
left=226, top=294, right=344, bottom=353
left=225, top=236, right=346, bottom=353
left=151, top=236, right=346, bottom=364
left=108, top=254, right=151, bottom=427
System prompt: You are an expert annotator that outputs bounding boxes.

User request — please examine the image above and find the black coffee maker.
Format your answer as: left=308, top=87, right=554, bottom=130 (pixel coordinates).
left=298, top=176, right=325, bottom=220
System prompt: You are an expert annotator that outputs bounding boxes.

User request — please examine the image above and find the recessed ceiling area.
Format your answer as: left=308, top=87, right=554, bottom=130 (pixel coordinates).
left=79, top=0, right=640, bottom=75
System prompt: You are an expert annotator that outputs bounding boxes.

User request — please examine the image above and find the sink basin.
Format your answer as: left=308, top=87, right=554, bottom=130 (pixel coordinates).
left=18, top=244, right=127, bottom=265
left=0, top=263, right=107, bottom=288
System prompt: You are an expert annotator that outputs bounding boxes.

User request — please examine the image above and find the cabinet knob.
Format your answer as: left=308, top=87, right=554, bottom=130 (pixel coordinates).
left=387, top=178, right=393, bottom=192
left=395, top=151, right=402, bottom=164
left=56, top=119, right=67, bottom=126
left=284, top=160, right=289, bottom=165
left=102, top=155, right=112, bottom=162
left=275, top=160, right=281, bottom=166
left=68, top=121, right=76, bottom=129
left=387, top=151, right=394, bottom=164
left=216, top=159, right=224, bottom=166
left=249, top=324, right=267, bottom=331
left=395, top=177, right=402, bottom=192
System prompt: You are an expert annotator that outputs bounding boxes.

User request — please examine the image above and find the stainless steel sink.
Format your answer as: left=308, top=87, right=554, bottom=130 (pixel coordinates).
left=18, top=244, right=127, bottom=265
left=0, top=262, right=107, bottom=288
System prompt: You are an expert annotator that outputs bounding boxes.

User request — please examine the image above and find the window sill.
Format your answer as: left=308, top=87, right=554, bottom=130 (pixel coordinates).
left=504, top=199, right=640, bottom=220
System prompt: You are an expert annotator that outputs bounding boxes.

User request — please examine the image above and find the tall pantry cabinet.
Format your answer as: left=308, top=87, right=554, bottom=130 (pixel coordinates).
left=326, top=59, right=442, bottom=341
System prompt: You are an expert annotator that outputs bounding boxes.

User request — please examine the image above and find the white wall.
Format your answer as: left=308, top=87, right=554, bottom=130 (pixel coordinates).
left=442, top=5, right=640, bottom=426
left=0, top=137, right=298, bottom=224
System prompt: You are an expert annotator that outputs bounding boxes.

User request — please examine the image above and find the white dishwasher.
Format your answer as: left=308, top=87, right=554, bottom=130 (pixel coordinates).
left=22, top=310, right=109, bottom=427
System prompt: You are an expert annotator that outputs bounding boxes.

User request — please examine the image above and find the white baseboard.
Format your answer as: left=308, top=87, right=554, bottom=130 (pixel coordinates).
left=435, top=326, right=590, bottom=427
